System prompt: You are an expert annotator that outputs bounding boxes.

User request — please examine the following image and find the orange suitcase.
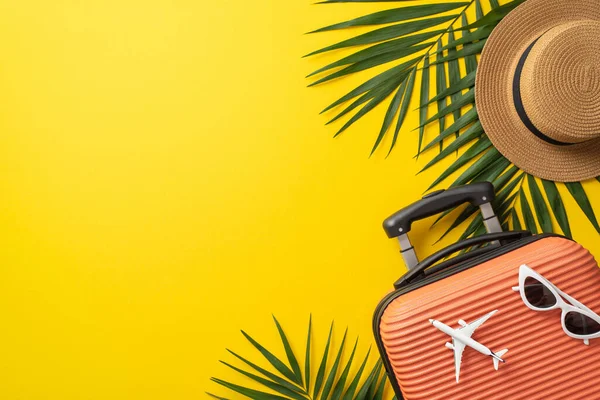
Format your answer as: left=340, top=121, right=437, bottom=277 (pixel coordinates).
left=374, top=182, right=600, bottom=400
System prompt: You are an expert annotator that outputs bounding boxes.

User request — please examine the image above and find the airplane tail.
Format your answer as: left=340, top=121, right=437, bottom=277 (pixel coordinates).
left=492, top=349, right=508, bottom=370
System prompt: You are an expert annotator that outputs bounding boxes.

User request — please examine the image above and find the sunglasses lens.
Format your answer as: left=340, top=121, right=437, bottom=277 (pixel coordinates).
left=565, top=311, right=600, bottom=335
left=523, top=277, right=557, bottom=308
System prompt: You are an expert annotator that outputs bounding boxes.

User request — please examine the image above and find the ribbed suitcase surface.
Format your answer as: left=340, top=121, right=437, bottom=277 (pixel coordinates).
left=379, top=237, right=600, bottom=400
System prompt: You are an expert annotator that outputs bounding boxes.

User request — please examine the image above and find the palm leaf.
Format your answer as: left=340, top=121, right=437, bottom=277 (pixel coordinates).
left=313, top=322, right=334, bottom=398
left=541, top=180, right=572, bottom=238
left=473, top=156, right=511, bottom=183
left=475, top=0, right=484, bottom=17
left=519, top=187, right=538, bottom=234
left=435, top=37, right=448, bottom=151
left=210, top=378, right=290, bottom=400
left=434, top=25, right=492, bottom=55
left=424, top=70, right=475, bottom=106
left=305, top=17, right=456, bottom=57
left=225, top=349, right=306, bottom=395
left=310, top=53, right=422, bottom=87
left=308, top=0, right=521, bottom=154
left=305, top=315, right=312, bottom=393
left=342, top=348, right=371, bottom=400
left=417, top=55, right=430, bottom=156
left=527, top=175, right=553, bottom=233
left=424, top=134, right=490, bottom=190
left=330, top=338, right=358, bottom=399
left=273, top=315, right=304, bottom=385
left=325, top=69, right=412, bottom=126
left=421, top=90, right=474, bottom=126
left=388, top=68, right=417, bottom=154
left=372, top=80, right=408, bottom=155
left=511, top=208, right=523, bottom=231
left=373, top=375, right=387, bottom=400
left=430, top=40, right=486, bottom=65
left=219, top=361, right=307, bottom=400
left=420, top=117, right=482, bottom=174
left=241, top=330, right=300, bottom=385
left=320, top=64, right=408, bottom=114
left=310, top=3, right=470, bottom=33
left=462, top=13, right=479, bottom=74
left=308, top=1, right=480, bottom=153
left=355, top=360, right=384, bottom=400
left=211, top=318, right=391, bottom=400
left=206, top=393, right=230, bottom=400
left=458, top=0, right=525, bottom=31
left=308, top=33, right=441, bottom=77
left=319, top=328, right=348, bottom=399
left=446, top=30, right=463, bottom=137
left=421, top=111, right=480, bottom=154
left=308, top=0, right=600, bottom=241
left=565, top=182, right=600, bottom=234
left=447, top=146, right=500, bottom=188
left=333, top=84, right=403, bottom=138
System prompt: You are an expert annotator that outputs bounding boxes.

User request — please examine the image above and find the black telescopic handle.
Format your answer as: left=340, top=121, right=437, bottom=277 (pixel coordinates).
left=383, top=182, right=495, bottom=238
left=393, top=231, right=531, bottom=289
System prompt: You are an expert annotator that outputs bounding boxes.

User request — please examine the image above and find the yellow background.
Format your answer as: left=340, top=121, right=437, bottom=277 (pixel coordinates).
left=0, top=1, right=599, bottom=399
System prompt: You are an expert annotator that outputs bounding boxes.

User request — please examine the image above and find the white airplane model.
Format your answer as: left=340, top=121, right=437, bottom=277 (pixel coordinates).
left=429, top=310, right=508, bottom=383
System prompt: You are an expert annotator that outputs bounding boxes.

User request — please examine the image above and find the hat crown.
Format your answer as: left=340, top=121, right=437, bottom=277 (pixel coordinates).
left=520, top=20, right=600, bottom=144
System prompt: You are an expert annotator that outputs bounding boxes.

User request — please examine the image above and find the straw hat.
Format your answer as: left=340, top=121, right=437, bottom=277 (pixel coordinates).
left=476, top=0, right=600, bottom=182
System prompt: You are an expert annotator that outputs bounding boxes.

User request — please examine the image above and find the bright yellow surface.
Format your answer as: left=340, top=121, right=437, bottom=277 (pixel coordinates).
left=0, top=1, right=599, bottom=399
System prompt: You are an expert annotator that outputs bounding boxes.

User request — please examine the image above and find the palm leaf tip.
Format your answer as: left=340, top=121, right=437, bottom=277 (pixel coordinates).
left=371, top=80, right=408, bottom=156
left=219, top=360, right=307, bottom=400
left=305, top=18, right=454, bottom=58
left=312, top=321, right=334, bottom=399
left=206, top=392, right=229, bottom=400
left=304, top=315, right=312, bottom=393
left=272, top=315, right=304, bottom=385
left=417, top=54, right=430, bottom=156
left=224, top=348, right=305, bottom=395
left=214, top=318, right=389, bottom=400
left=386, top=68, right=417, bottom=156
left=355, top=359, right=384, bottom=399
left=319, top=327, right=348, bottom=400
left=342, top=346, right=371, bottom=400
left=211, top=377, right=290, bottom=400
left=308, top=3, right=471, bottom=34
left=240, top=330, right=299, bottom=384
left=566, top=181, right=600, bottom=234
left=329, top=337, right=359, bottom=399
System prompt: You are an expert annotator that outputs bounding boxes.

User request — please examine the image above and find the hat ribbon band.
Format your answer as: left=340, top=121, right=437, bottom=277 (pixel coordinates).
left=512, top=38, right=573, bottom=147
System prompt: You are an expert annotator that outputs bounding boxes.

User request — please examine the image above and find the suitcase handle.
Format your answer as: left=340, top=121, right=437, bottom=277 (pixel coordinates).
left=383, top=182, right=495, bottom=237
left=382, top=182, right=502, bottom=270
left=393, top=231, right=531, bottom=289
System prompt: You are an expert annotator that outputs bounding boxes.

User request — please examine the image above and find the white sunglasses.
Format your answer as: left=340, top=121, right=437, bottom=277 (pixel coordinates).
left=512, top=264, right=600, bottom=345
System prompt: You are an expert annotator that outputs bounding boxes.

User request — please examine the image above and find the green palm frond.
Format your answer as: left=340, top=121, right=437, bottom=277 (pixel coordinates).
left=430, top=149, right=600, bottom=241
left=307, top=0, right=520, bottom=154
left=209, top=316, right=391, bottom=400
left=308, top=0, right=600, bottom=240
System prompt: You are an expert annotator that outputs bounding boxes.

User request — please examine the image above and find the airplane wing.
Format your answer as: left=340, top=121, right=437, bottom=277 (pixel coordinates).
left=458, top=309, right=498, bottom=338
left=452, top=338, right=466, bottom=383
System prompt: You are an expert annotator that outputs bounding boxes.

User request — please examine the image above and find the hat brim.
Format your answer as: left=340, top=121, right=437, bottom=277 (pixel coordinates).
left=475, top=0, right=600, bottom=182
